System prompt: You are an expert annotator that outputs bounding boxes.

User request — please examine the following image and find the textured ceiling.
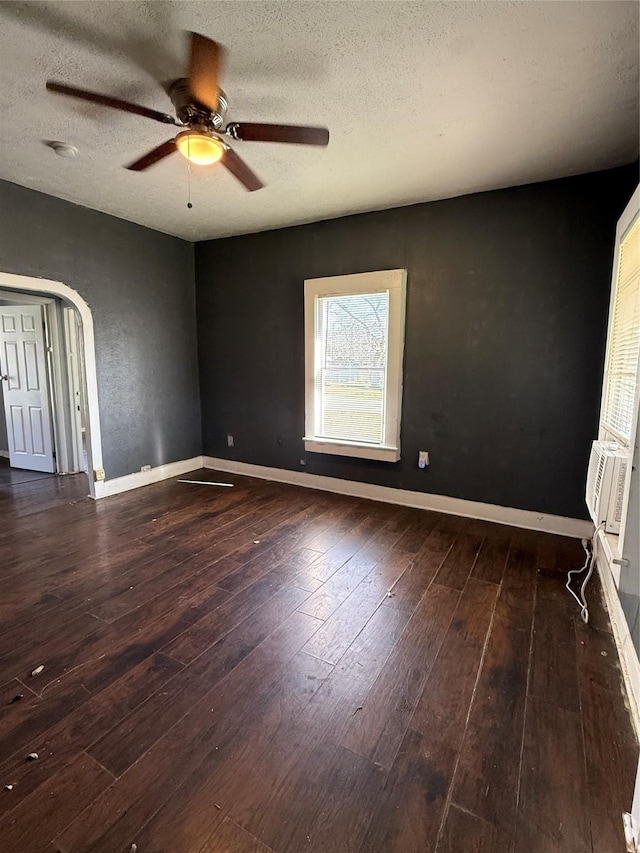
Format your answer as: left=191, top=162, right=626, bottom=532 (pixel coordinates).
left=0, top=1, right=638, bottom=241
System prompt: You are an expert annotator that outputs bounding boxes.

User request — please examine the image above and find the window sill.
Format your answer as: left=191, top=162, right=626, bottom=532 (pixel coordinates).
left=303, top=437, right=400, bottom=462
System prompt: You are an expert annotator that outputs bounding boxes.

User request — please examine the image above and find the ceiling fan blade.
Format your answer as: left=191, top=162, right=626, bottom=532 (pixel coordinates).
left=46, top=81, right=177, bottom=125
left=222, top=147, right=264, bottom=192
left=227, top=123, right=329, bottom=146
left=188, top=32, right=224, bottom=112
left=125, top=139, right=177, bottom=171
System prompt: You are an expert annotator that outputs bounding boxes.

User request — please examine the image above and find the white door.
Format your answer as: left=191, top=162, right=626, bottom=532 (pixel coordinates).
left=0, top=304, right=55, bottom=472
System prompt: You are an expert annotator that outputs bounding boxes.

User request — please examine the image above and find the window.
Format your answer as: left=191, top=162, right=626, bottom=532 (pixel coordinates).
left=304, top=269, right=406, bottom=461
left=597, top=188, right=639, bottom=550
left=601, top=211, right=640, bottom=447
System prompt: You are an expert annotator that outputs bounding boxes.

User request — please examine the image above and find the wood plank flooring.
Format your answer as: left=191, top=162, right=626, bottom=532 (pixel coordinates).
left=0, top=460, right=637, bottom=852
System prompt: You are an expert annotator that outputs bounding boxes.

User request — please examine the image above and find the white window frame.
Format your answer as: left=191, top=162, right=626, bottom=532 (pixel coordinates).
left=598, top=185, right=640, bottom=550
left=600, top=187, right=640, bottom=450
left=303, top=269, right=407, bottom=462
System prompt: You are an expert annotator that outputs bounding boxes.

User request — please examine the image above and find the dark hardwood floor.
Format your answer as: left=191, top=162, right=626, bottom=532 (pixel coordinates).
left=0, top=461, right=636, bottom=852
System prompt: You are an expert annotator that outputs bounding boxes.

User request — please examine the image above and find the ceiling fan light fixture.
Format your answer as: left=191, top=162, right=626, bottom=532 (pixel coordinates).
left=176, top=131, right=224, bottom=166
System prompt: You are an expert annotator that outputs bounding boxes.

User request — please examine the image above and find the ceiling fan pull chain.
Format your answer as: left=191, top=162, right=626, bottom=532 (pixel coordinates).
left=187, top=161, right=193, bottom=209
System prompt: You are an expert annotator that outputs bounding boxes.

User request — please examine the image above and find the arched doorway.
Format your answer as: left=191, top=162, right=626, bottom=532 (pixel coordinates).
left=0, top=271, right=104, bottom=498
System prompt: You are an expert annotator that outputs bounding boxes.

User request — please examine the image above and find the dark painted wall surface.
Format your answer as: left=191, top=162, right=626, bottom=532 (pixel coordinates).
left=196, top=165, right=637, bottom=519
left=0, top=180, right=201, bottom=479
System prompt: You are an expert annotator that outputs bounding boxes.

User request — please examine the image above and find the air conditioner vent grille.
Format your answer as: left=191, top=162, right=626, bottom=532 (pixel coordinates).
left=585, top=440, right=629, bottom=535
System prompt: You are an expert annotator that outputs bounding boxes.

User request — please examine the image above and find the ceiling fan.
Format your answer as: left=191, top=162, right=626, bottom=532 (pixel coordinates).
left=46, top=32, right=330, bottom=191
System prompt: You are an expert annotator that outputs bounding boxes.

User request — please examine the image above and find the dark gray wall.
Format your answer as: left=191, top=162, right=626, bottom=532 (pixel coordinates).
left=0, top=180, right=201, bottom=479
left=195, top=164, right=638, bottom=520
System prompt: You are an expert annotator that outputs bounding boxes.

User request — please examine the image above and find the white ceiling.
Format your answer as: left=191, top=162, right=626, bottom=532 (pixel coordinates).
left=0, top=1, right=637, bottom=241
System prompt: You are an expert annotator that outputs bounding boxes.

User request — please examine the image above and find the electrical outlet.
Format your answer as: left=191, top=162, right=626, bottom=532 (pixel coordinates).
left=93, top=468, right=105, bottom=482
left=418, top=451, right=429, bottom=469
left=141, top=465, right=151, bottom=473
left=227, top=434, right=234, bottom=447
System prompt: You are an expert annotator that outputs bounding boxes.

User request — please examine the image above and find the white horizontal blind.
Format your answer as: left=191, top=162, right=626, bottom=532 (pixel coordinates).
left=315, top=291, right=389, bottom=444
left=603, top=216, right=640, bottom=444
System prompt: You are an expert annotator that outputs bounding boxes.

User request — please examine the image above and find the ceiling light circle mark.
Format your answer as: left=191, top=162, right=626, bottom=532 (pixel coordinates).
left=49, top=141, right=77, bottom=158
left=176, top=131, right=224, bottom=166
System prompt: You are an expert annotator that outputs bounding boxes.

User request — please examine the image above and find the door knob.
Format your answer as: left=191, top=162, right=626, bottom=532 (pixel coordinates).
left=0, top=374, right=7, bottom=381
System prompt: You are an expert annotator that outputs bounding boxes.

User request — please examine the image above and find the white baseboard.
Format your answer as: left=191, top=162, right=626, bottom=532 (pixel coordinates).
left=595, top=536, right=640, bottom=740
left=0, top=450, right=9, bottom=458
left=93, top=456, right=204, bottom=499
left=202, top=456, right=593, bottom=539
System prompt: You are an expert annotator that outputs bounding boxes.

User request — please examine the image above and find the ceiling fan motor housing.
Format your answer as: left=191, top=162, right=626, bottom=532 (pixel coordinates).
left=168, top=78, right=228, bottom=129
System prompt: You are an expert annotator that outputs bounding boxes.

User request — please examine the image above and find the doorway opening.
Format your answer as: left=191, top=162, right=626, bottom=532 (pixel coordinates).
left=0, top=272, right=103, bottom=498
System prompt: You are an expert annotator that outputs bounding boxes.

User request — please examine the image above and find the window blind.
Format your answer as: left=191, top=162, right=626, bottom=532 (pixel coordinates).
left=602, top=216, right=640, bottom=444
left=315, top=291, right=389, bottom=444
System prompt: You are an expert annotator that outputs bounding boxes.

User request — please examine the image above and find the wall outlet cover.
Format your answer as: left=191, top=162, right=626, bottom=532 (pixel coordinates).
left=141, top=464, right=152, bottom=473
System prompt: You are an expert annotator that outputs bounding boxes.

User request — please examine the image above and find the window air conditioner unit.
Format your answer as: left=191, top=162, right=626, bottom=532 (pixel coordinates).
left=585, top=440, right=629, bottom=534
